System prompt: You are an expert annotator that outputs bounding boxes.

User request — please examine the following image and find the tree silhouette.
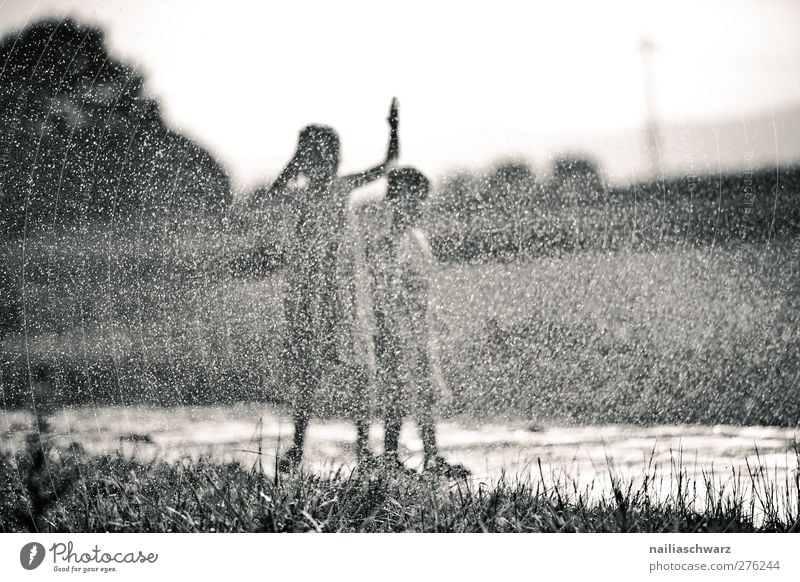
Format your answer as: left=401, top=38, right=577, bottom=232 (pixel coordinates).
left=434, top=172, right=481, bottom=218
left=0, top=17, right=230, bottom=237
left=481, top=161, right=537, bottom=217
left=549, top=155, right=604, bottom=203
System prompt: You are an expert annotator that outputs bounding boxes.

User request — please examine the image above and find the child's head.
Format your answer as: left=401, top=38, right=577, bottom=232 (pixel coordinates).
left=296, top=125, right=340, bottom=186
left=387, top=167, right=429, bottom=230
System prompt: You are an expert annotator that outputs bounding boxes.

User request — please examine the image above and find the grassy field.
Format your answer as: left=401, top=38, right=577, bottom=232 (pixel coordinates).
left=2, top=426, right=798, bottom=533
left=1, top=219, right=799, bottom=425
left=436, top=241, right=800, bottom=424
left=1, top=191, right=799, bottom=533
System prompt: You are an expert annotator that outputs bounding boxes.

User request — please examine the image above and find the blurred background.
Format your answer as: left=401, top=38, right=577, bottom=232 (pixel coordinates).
left=1, top=0, right=798, bottom=188
left=1, top=0, right=799, bottom=428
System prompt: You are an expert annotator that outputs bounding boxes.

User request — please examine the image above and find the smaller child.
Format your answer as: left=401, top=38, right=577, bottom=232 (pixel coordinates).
left=371, top=167, right=469, bottom=477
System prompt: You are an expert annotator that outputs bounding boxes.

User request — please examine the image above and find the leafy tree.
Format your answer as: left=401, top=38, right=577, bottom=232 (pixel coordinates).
left=432, top=171, right=482, bottom=219
left=480, top=161, right=537, bottom=219
left=0, top=17, right=231, bottom=237
left=549, top=155, right=604, bottom=203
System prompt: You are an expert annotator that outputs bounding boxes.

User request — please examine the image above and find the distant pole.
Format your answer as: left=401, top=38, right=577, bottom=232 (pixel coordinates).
left=639, top=36, right=661, bottom=180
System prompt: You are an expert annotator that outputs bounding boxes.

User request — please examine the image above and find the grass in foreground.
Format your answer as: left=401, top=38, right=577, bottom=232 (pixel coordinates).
left=1, top=431, right=799, bottom=532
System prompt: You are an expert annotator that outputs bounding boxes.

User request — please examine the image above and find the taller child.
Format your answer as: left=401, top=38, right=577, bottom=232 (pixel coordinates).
left=254, top=100, right=399, bottom=471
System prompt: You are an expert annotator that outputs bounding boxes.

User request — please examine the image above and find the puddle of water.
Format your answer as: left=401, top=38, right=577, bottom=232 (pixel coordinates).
left=3, top=404, right=797, bottom=486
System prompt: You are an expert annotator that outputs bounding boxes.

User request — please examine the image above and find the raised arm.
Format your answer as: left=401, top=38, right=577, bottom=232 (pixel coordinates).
left=249, top=153, right=301, bottom=208
left=340, top=97, right=400, bottom=191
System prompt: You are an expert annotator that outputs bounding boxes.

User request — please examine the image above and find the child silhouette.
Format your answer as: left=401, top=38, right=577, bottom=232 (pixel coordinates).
left=370, top=167, right=469, bottom=478
left=253, top=99, right=399, bottom=472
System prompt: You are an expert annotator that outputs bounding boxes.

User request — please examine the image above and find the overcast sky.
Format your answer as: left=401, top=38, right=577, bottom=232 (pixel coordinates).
left=1, top=0, right=798, bottom=189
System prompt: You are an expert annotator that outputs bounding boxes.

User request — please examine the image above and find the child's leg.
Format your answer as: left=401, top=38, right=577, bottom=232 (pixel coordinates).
left=383, top=387, right=404, bottom=458
left=418, top=411, right=438, bottom=464
left=346, top=361, right=372, bottom=461
left=374, top=315, right=401, bottom=457
left=290, top=342, right=317, bottom=452
left=414, top=349, right=470, bottom=478
left=413, top=350, right=438, bottom=463
left=279, top=292, right=319, bottom=470
left=382, top=376, right=413, bottom=474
